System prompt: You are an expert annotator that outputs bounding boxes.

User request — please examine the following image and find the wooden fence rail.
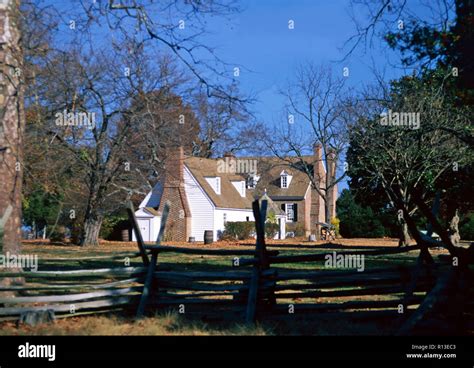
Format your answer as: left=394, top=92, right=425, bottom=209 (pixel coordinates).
left=0, top=199, right=471, bottom=334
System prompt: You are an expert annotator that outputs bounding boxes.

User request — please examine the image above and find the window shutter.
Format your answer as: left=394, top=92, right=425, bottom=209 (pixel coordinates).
left=293, top=203, right=298, bottom=222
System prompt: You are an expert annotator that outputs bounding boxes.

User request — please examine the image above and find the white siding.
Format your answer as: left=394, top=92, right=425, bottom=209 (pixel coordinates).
left=151, top=216, right=162, bottom=242
left=184, top=166, right=215, bottom=241
left=214, top=208, right=254, bottom=240
left=132, top=209, right=161, bottom=242
left=135, top=218, right=150, bottom=242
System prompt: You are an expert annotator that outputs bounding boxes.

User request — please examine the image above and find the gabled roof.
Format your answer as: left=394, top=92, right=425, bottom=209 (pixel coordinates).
left=246, top=156, right=316, bottom=200
left=139, top=182, right=163, bottom=208
left=144, top=207, right=160, bottom=216
left=185, top=157, right=254, bottom=209
left=259, top=192, right=285, bottom=217
left=135, top=207, right=160, bottom=218
left=185, top=155, right=319, bottom=206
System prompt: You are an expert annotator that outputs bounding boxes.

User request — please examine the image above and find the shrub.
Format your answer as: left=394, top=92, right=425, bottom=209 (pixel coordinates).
left=100, top=215, right=129, bottom=240
left=70, top=223, right=82, bottom=245
left=331, top=217, right=340, bottom=237
left=265, top=222, right=280, bottom=239
left=224, top=222, right=255, bottom=240
left=218, top=230, right=235, bottom=241
left=267, top=211, right=277, bottom=224
left=49, top=226, right=67, bottom=242
left=286, top=222, right=305, bottom=237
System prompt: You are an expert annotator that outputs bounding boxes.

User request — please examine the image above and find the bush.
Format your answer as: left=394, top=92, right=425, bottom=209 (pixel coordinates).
left=286, top=222, right=305, bottom=237
left=331, top=217, right=340, bottom=237
left=70, top=223, right=82, bottom=245
left=100, top=215, right=129, bottom=240
left=49, top=226, right=67, bottom=242
left=267, top=211, right=277, bottom=224
left=265, top=222, right=280, bottom=239
left=224, top=222, right=255, bottom=240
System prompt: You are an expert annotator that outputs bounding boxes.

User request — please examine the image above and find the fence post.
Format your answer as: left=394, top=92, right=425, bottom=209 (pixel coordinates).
left=136, top=202, right=170, bottom=318
left=245, top=199, right=268, bottom=324
left=126, top=201, right=149, bottom=267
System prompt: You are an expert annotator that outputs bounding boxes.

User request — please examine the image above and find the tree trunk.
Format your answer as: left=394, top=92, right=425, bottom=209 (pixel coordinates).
left=397, top=209, right=411, bottom=247
left=324, top=200, right=331, bottom=225
left=0, top=0, right=24, bottom=296
left=448, top=209, right=460, bottom=246
left=398, top=221, right=410, bottom=247
left=80, top=213, right=103, bottom=247
left=80, top=176, right=104, bottom=246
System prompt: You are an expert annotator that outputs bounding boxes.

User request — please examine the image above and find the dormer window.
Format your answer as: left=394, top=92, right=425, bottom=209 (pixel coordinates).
left=280, top=170, right=292, bottom=188
left=231, top=180, right=246, bottom=197
left=205, top=176, right=221, bottom=195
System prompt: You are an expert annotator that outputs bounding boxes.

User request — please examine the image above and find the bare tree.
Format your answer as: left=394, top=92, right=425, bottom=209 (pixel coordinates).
left=345, top=0, right=454, bottom=64
left=268, top=63, right=350, bottom=228
left=0, top=0, right=23, bottom=257
left=31, top=38, right=202, bottom=246
left=0, top=0, right=24, bottom=297
left=192, top=88, right=262, bottom=158
left=73, top=0, right=245, bottom=104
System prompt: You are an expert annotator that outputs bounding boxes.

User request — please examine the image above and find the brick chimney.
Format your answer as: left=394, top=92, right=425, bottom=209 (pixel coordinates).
left=223, top=151, right=236, bottom=159
left=158, top=146, right=192, bottom=241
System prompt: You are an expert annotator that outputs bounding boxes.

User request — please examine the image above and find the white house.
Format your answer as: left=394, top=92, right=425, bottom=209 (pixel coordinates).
left=133, top=148, right=287, bottom=242
left=131, top=207, right=161, bottom=243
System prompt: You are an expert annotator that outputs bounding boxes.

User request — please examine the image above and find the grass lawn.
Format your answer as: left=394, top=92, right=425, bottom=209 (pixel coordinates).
left=0, top=238, right=455, bottom=335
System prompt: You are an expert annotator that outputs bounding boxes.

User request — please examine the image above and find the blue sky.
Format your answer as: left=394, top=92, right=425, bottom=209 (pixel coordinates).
left=52, top=0, right=431, bottom=192
left=202, top=0, right=411, bottom=127
left=53, top=0, right=421, bottom=129
left=198, top=0, right=419, bottom=191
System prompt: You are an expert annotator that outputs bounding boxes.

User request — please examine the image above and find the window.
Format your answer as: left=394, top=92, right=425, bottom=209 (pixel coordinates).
left=205, top=176, right=221, bottom=195
left=223, top=213, right=227, bottom=224
left=232, top=180, right=246, bottom=197
left=280, top=170, right=292, bottom=188
left=283, top=203, right=297, bottom=222
left=286, top=203, right=294, bottom=221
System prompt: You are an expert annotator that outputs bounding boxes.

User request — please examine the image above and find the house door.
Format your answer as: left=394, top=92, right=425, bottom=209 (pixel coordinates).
left=137, top=219, right=151, bottom=242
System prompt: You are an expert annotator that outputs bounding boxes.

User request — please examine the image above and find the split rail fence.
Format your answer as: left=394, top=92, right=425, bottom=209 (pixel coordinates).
left=0, top=200, right=472, bottom=334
